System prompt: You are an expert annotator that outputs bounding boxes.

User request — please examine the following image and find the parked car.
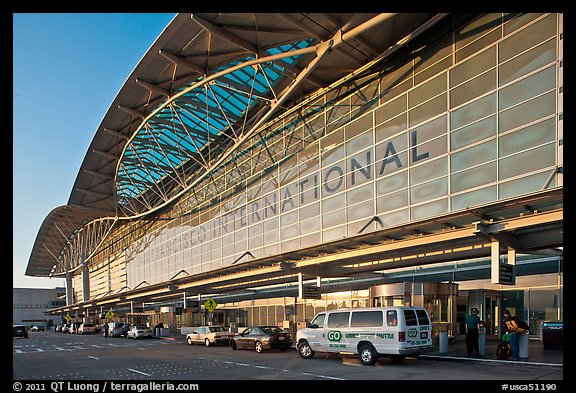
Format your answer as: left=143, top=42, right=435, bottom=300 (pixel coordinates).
left=78, top=323, right=96, bottom=335
left=229, top=326, right=292, bottom=352
left=186, top=325, right=235, bottom=346
left=127, top=325, right=153, bottom=339
left=13, top=325, right=29, bottom=338
left=108, top=322, right=129, bottom=337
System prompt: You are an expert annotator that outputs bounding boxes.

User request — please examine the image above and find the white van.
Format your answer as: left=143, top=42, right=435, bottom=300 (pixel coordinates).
left=296, top=306, right=434, bottom=365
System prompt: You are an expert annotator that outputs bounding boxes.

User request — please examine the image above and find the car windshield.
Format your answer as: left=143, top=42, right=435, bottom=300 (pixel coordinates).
left=134, top=325, right=147, bottom=330
left=261, top=326, right=283, bottom=334
left=208, top=326, right=225, bottom=332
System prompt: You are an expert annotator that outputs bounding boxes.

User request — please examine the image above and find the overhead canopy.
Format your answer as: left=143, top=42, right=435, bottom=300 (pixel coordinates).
left=26, top=13, right=446, bottom=277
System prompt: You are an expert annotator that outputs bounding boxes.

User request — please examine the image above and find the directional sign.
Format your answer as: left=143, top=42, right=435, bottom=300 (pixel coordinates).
left=204, top=298, right=217, bottom=313
left=106, top=310, right=115, bottom=319
left=65, top=315, right=72, bottom=322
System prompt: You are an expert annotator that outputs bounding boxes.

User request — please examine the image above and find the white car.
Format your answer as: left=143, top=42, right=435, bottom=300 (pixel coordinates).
left=127, top=325, right=153, bottom=339
left=186, top=326, right=235, bottom=346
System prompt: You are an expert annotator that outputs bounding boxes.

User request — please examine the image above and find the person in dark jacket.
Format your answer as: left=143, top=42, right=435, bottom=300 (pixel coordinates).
left=502, top=309, right=527, bottom=361
left=465, top=307, right=481, bottom=357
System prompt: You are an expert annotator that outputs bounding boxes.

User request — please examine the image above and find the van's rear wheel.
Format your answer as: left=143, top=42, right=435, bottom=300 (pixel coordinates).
left=297, top=341, right=315, bottom=359
left=358, top=344, right=378, bottom=366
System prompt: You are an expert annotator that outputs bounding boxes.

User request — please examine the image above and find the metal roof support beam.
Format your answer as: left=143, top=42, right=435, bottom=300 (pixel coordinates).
left=118, top=105, right=145, bottom=119
left=191, top=14, right=259, bottom=55
left=75, top=188, right=112, bottom=199
left=136, top=78, right=170, bottom=97
left=103, top=127, right=128, bottom=140
left=159, top=49, right=207, bottom=75
left=83, top=169, right=114, bottom=181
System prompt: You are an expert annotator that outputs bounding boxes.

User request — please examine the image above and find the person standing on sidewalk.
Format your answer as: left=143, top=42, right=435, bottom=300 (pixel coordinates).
left=465, top=307, right=481, bottom=357
left=502, top=309, right=528, bottom=361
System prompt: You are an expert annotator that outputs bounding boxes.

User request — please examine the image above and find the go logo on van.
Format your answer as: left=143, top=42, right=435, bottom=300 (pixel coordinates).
left=328, top=330, right=343, bottom=342
left=407, top=328, right=418, bottom=338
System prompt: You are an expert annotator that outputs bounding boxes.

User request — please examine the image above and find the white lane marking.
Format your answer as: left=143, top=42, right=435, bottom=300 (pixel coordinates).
left=35, top=348, right=44, bottom=352
left=54, top=347, right=71, bottom=351
left=254, top=365, right=272, bottom=369
left=14, top=350, right=23, bottom=354
left=302, top=372, right=346, bottom=380
left=128, top=368, right=152, bottom=376
left=88, top=356, right=99, bottom=360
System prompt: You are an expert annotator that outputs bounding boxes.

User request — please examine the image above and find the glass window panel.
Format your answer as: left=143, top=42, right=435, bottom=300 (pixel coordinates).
left=298, top=141, right=319, bottom=170
left=300, top=217, right=321, bottom=234
left=379, top=208, right=409, bottom=228
left=347, top=148, right=373, bottom=188
left=410, top=156, right=448, bottom=186
left=409, top=72, right=447, bottom=108
left=375, top=133, right=408, bottom=178
left=347, top=183, right=374, bottom=205
left=498, top=14, right=556, bottom=63
left=375, top=94, right=407, bottom=125
left=414, top=34, right=452, bottom=76
left=410, top=135, right=447, bottom=166
left=345, top=113, right=373, bottom=139
left=322, top=193, right=345, bottom=213
left=498, top=91, right=555, bottom=133
left=499, top=170, right=556, bottom=200
left=348, top=219, right=374, bottom=235
left=323, top=225, right=347, bottom=242
left=322, top=208, right=346, bottom=228
left=346, top=131, right=373, bottom=155
left=450, top=69, right=496, bottom=108
left=451, top=139, right=497, bottom=172
left=450, top=92, right=496, bottom=130
left=376, top=190, right=408, bottom=214
left=249, top=235, right=263, bottom=249
left=379, top=63, right=413, bottom=101
left=451, top=115, right=497, bottom=150
left=377, top=170, right=408, bottom=196
left=455, top=13, right=502, bottom=51
left=450, top=46, right=496, bottom=87
left=451, top=162, right=497, bottom=193
left=504, top=13, right=544, bottom=35
left=498, top=143, right=556, bottom=179
left=347, top=199, right=374, bottom=221
left=321, top=144, right=345, bottom=168
left=263, top=243, right=279, bottom=256
left=282, top=238, right=300, bottom=253
left=411, top=198, right=448, bottom=221
left=499, top=66, right=555, bottom=110
left=301, top=232, right=321, bottom=248
left=415, top=57, right=453, bottom=86
left=456, top=29, right=502, bottom=63
left=498, top=39, right=556, bottom=86
left=263, top=229, right=279, bottom=244
left=413, top=114, right=446, bottom=144
left=410, top=177, right=448, bottom=204
left=499, top=118, right=556, bottom=157
left=263, top=217, right=279, bottom=233
left=375, top=113, right=407, bottom=143
left=409, top=93, right=447, bottom=128
left=280, top=210, right=298, bottom=226
left=322, top=160, right=345, bottom=194
left=281, top=223, right=299, bottom=240
left=299, top=201, right=320, bottom=218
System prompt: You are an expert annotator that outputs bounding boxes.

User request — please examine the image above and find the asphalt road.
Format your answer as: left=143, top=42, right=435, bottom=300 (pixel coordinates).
left=12, top=332, right=563, bottom=384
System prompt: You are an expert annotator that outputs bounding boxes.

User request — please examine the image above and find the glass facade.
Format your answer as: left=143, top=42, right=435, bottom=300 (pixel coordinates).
left=76, top=14, right=562, bottom=311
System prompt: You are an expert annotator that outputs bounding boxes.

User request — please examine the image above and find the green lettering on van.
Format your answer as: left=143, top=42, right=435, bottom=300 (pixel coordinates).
left=376, top=333, right=394, bottom=339
left=328, top=330, right=343, bottom=342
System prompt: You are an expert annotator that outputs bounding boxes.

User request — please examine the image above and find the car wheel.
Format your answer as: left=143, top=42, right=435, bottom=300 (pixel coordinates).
left=255, top=341, right=264, bottom=353
left=230, top=340, right=237, bottom=350
left=297, top=341, right=315, bottom=359
left=205, top=338, right=211, bottom=347
left=187, top=337, right=193, bottom=345
left=358, top=344, right=378, bottom=366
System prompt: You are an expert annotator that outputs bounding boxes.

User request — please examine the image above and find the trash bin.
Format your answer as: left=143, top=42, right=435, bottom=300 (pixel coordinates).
left=519, top=333, right=529, bottom=359
left=439, top=331, right=448, bottom=353
left=478, top=332, right=486, bottom=356
left=541, top=321, right=563, bottom=349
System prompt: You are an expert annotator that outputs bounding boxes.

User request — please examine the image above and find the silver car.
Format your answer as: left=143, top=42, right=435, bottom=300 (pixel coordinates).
left=127, top=325, right=153, bottom=339
left=186, top=326, right=235, bottom=346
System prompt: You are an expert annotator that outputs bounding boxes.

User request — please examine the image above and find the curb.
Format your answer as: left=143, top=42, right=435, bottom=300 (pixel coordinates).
left=420, top=353, right=563, bottom=367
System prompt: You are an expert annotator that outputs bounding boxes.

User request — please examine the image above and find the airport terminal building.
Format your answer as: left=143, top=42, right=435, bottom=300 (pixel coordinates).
left=27, top=13, right=563, bottom=339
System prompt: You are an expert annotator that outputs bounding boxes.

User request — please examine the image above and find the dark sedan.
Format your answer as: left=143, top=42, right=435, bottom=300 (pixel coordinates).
left=230, top=326, right=292, bottom=353
left=13, top=325, right=29, bottom=338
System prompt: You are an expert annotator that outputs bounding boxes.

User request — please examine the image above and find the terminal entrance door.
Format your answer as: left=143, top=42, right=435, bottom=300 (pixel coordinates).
left=484, top=295, right=501, bottom=337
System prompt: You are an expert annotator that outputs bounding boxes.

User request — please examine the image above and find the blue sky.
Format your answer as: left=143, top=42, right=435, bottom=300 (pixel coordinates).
left=13, top=13, right=177, bottom=288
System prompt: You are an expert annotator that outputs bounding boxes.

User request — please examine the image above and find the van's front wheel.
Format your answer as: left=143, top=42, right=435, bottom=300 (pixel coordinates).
left=358, top=344, right=378, bottom=366
left=297, top=341, right=315, bottom=359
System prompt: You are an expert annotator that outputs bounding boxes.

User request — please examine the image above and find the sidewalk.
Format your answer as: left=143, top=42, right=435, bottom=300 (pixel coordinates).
left=421, top=336, right=563, bottom=367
